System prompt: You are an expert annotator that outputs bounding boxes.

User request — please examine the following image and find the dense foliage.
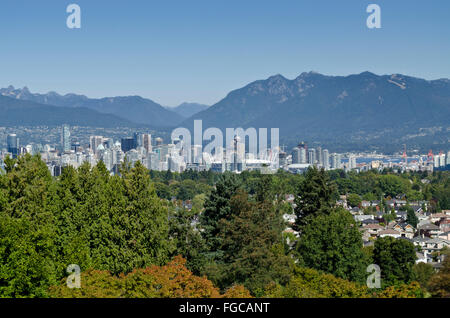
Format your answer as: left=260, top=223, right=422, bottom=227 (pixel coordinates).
left=1, top=155, right=449, bottom=298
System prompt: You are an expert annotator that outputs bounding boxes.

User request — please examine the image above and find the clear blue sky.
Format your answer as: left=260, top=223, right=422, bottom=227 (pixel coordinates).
left=0, top=0, right=448, bottom=106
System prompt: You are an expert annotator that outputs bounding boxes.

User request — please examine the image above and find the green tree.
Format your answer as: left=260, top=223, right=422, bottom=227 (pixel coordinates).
left=109, top=161, right=171, bottom=273
left=154, top=182, right=172, bottom=200
left=406, top=190, right=424, bottom=201
left=200, top=172, right=241, bottom=256
left=74, top=161, right=171, bottom=275
left=412, top=263, right=435, bottom=291
left=294, top=167, right=336, bottom=229
left=347, top=193, right=362, bottom=208
left=428, top=255, right=450, bottom=298
left=0, top=154, right=58, bottom=297
left=362, top=192, right=377, bottom=201
left=373, top=236, right=417, bottom=287
left=378, top=175, right=409, bottom=197
left=212, top=190, right=292, bottom=295
left=168, top=207, right=207, bottom=275
left=295, top=209, right=367, bottom=283
left=191, top=193, right=206, bottom=214
left=271, top=266, right=369, bottom=298
left=406, top=208, right=419, bottom=228
left=53, top=165, right=93, bottom=277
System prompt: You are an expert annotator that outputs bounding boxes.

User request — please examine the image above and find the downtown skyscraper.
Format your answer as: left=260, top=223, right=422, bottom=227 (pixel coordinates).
left=61, top=125, right=71, bottom=153
left=7, top=134, right=19, bottom=158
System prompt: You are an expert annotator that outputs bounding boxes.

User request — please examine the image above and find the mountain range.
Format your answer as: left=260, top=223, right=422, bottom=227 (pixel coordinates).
left=0, top=95, right=137, bottom=127
left=181, top=71, right=450, bottom=152
left=0, top=86, right=203, bottom=128
left=1, top=71, right=449, bottom=152
left=167, top=103, right=209, bottom=118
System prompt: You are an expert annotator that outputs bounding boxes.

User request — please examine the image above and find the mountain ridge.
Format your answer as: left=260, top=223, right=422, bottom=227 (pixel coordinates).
left=2, top=71, right=449, bottom=152
left=167, top=102, right=210, bottom=118
left=181, top=71, right=450, bottom=152
left=0, top=86, right=184, bottom=128
left=0, top=95, right=140, bottom=128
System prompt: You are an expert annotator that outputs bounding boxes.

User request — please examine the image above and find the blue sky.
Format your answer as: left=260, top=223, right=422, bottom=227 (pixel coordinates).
left=0, top=0, right=449, bottom=106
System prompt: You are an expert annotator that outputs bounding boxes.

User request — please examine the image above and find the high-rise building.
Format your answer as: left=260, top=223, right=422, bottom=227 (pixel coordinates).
left=292, top=142, right=308, bottom=164
left=101, top=149, right=114, bottom=171
left=447, top=151, right=450, bottom=165
left=133, top=132, right=142, bottom=149
left=331, top=153, right=341, bottom=170
left=71, top=141, right=81, bottom=153
left=438, top=153, right=446, bottom=167
left=61, top=125, right=71, bottom=152
left=105, top=138, right=114, bottom=149
left=231, top=135, right=245, bottom=172
left=323, top=149, right=330, bottom=170
left=279, top=151, right=287, bottom=167
left=121, top=137, right=135, bottom=153
left=299, top=142, right=307, bottom=163
left=7, top=134, right=19, bottom=158
left=299, top=147, right=307, bottom=164
left=147, top=152, right=160, bottom=171
left=142, top=134, right=152, bottom=153
left=191, top=144, right=203, bottom=164
left=433, top=155, right=440, bottom=168
left=317, top=146, right=323, bottom=166
left=349, top=155, right=357, bottom=170
left=90, top=136, right=104, bottom=155
left=308, top=148, right=316, bottom=165
left=291, top=147, right=301, bottom=164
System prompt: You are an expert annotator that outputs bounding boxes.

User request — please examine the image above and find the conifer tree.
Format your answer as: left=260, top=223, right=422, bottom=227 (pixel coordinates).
left=0, top=154, right=58, bottom=297
left=294, top=167, right=336, bottom=230
left=373, top=236, right=417, bottom=287
left=295, top=208, right=367, bottom=283
left=200, top=172, right=241, bottom=255
left=213, top=190, right=292, bottom=295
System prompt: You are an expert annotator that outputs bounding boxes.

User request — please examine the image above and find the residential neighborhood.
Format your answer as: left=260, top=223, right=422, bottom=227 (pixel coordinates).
left=282, top=194, right=450, bottom=270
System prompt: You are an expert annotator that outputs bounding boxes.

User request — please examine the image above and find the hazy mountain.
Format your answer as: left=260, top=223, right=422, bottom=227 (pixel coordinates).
left=0, top=95, right=138, bottom=127
left=169, top=103, right=209, bottom=118
left=182, top=72, right=450, bottom=152
left=2, top=71, right=449, bottom=152
left=0, top=86, right=184, bottom=128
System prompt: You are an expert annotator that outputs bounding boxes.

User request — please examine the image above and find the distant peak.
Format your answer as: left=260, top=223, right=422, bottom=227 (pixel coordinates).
left=359, top=71, right=376, bottom=76
left=267, top=74, right=287, bottom=81
left=296, top=71, right=323, bottom=79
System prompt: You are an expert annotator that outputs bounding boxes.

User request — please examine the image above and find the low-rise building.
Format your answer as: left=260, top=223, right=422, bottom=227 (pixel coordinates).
left=379, top=229, right=401, bottom=239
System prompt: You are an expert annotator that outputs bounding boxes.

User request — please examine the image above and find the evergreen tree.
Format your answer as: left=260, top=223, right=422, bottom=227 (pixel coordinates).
left=0, top=154, right=58, bottom=297
left=213, top=190, right=292, bottom=295
left=373, top=236, right=417, bottom=287
left=406, top=207, right=419, bottom=228
left=200, top=172, right=241, bottom=255
left=168, top=207, right=207, bottom=275
left=428, top=253, right=450, bottom=297
left=53, top=165, right=93, bottom=277
left=294, top=167, right=336, bottom=229
left=95, top=161, right=171, bottom=274
left=295, top=208, right=367, bottom=283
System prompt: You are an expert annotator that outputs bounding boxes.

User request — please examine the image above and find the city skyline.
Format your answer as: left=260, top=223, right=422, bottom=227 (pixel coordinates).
left=2, top=125, right=449, bottom=178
